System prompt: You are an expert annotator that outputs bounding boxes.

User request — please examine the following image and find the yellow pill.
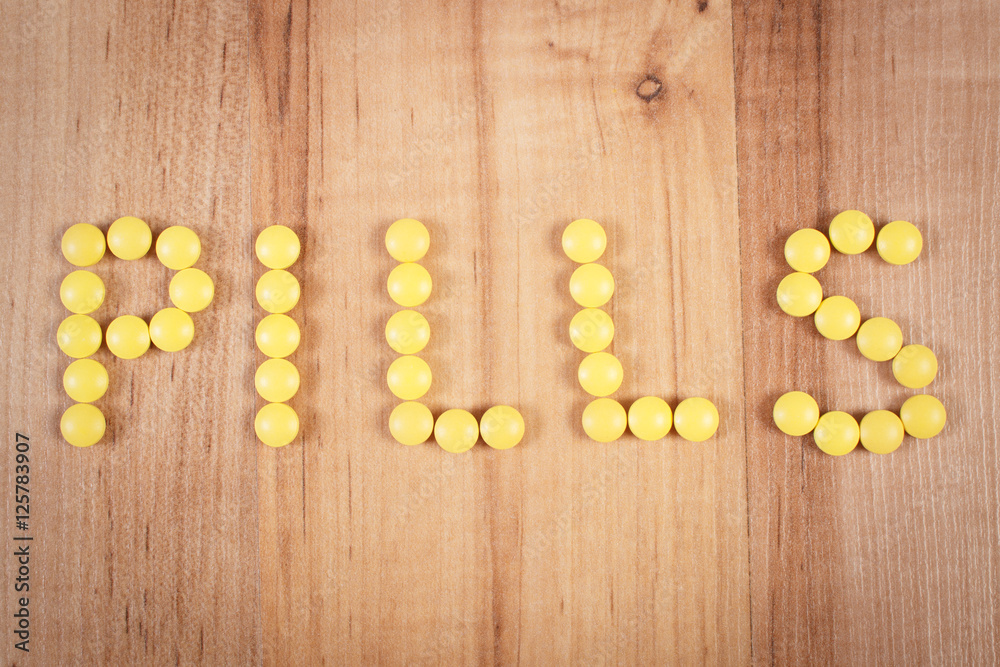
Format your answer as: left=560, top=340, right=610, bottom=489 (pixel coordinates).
left=876, top=220, right=922, bottom=265
left=63, top=359, right=109, bottom=403
left=61, top=223, right=106, bottom=267
left=814, top=295, right=861, bottom=341
left=389, top=401, right=435, bottom=446
left=892, top=344, right=937, bottom=389
left=385, top=218, right=430, bottom=263
left=813, top=411, right=860, bottom=455
left=582, top=397, right=627, bottom=443
left=860, top=410, right=905, bottom=454
left=60, top=270, right=105, bottom=314
left=776, top=272, right=823, bottom=317
left=106, top=216, right=152, bottom=260
left=106, top=315, right=150, bottom=359
left=784, top=228, right=831, bottom=273
left=387, top=355, right=432, bottom=400
left=828, top=210, right=874, bottom=254
left=562, top=218, right=607, bottom=263
left=434, top=409, right=479, bottom=453
left=256, top=314, right=300, bottom=358
left=385, top=310, right=430, bottom=355
left=856, top=317, right=903, bottom=362
left=569, top=263, right=615, bottom=308
left=255, top=358, right=300, bottom=403
left=627, top=396, right=672, bottom=441
left=149, top=308, right=195, bottom=352
left=673, top=397, right=719, bottom=442
left=61, top=403, right=106, bottom=447
left=255, top=269, right=298, bottom=314
left=578, top=352, right=624, bottom=397
left=255, top=225, right=301, bottom=269
left=171, top=268, right=216, bottom=312
left=899, top=395, right=946, bottom=439
left=772, top=391, right=820, bottom=436
left=569, top=308, right=614, bottom=353
left=255, top=402, right=299, bottom=447
left=155, top=225, right=201, bottom=270
left=480, top=405, right=525, bottom=450
left=387, top=263, right=432, bottom=307
left=57, top=314, right=102, bottom=358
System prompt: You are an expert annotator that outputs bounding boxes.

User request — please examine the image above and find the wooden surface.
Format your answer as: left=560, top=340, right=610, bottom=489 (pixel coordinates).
left=0, top=0, right=996, bottom=664
left=0, top=1, right=260, bottom=665
left=735, top=0, right=1000, bottom=663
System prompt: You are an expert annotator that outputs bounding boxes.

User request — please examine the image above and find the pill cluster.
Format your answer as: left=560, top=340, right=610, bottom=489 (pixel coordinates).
left=385, top=219, right=524, bottom=452
left=774, top=210, right=945, bottom=454
left=774, top=390, right=946, bottom=455
left=253, top=225, right=302, bottom=448
left=563, top=219, right=719, bottom=443
left=778, top=211, right=936, bottom=388
left=58, top=218, right=214, bottom=447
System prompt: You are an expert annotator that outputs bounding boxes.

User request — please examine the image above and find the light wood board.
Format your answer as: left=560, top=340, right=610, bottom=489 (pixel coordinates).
left=0, top=0, right=996, bottom=663
left=0, top=0, right=260, bottom=664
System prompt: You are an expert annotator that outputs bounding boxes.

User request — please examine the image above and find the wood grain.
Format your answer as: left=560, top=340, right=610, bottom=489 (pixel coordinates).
left=0, top=1, right=260, bottom=664
left=734, top=0, right=1000, bottom=663
left=249, top=0, right=748, bottom=663
left=3, top=0, right=998, bottom=664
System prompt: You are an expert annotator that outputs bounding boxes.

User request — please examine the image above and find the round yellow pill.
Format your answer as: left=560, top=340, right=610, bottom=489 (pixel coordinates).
left=860, top=410, right=905, bottom=454
left=899, top=394, right=946, bottom=439
left=387, top=263, right=432, bottom=307
left=170, top=268, right=216, bottom=312
left=385, top=310, right=430, bottom=355
left=61, top=403, right=106, bottom=447
left=434, top=409, right=479, bottom=453
left=255, top=225, right=301, bottom=269
left=60, top=270, right=105, bottom=314
left=569, top=263, right=615, bottom=308
left=480, top=405, right=525, bottom=450
left=627, top=396, right=672, bottom=441
left=814, top=295, right=861, bottom=341
left=386, top=355, right=432, bottom=400
left=813, top=411, right=860, bottom=455
left=106, top=315, right=150, bottom=359
left=784, top=228, right=831, bottom=273
left=569, top=308, right=614, bottom=353
left=389, top=401, right=434, bottom=446
left=578, top=352, right=624, bottom=397
left=106, top=216, right=152, bottom=260
left=385, top=218, right=430, bottom=263
left=562, top=219, right=607, bottom=263
left=828, top=210, right=874, bottom=254
left=155, top=225, right=201, bottom=270
left=892, top=344, right=937, bottom=389
left=149, top=308, right=195, bottom=352
left=57, top=314, right=102, bottom=358
left=63, top=359, right=109, bottom=403
left=876, top=220, right=922, bottom=265
left=581, top=397, right=627, bottom=443
left=61, top=223, right=106, bottom=267
left=255, top=314, right=300, bottom=358
left=255, top=358, right=300, bottom=403
left=255, top=402, right=299, bottom=447
left=255, top=269, right=298, bottom=314
left=776, top=272, right=823, bottom=317
left=856, top=317, right=903, bottom=362
left=673, top=397, right=719, bottom=442
left=772, top=391, right=820, bottom=436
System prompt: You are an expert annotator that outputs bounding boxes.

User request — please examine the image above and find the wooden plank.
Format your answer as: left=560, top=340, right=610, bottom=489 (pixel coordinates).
left=250, top=0, right=749, bottom=663
left=0, top=1, right=260, bottom=663
left=734, top=0, right=1000, bottom=662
